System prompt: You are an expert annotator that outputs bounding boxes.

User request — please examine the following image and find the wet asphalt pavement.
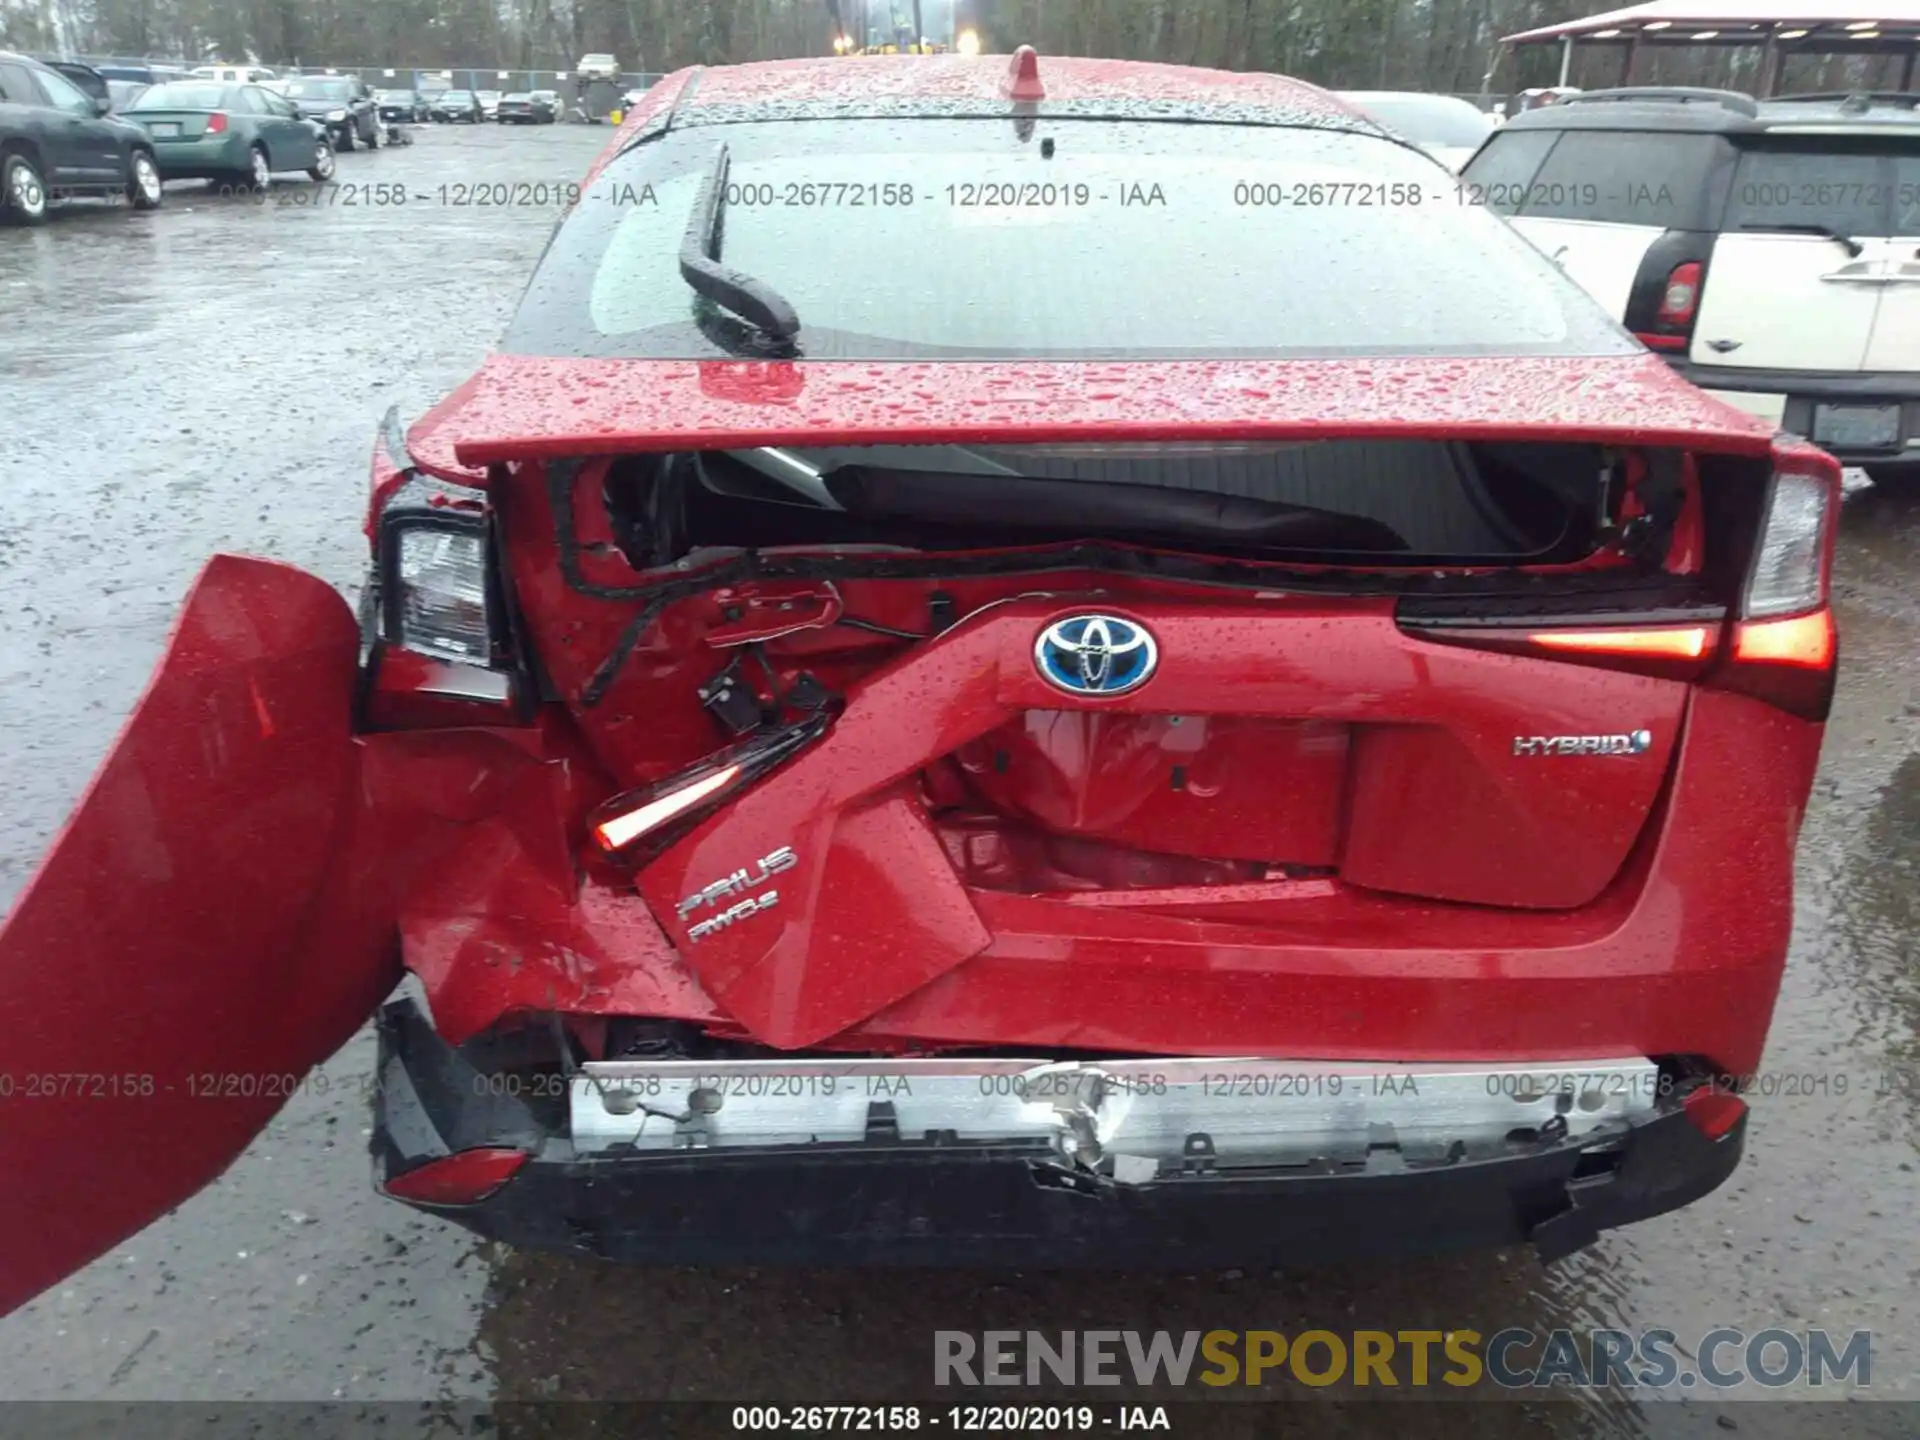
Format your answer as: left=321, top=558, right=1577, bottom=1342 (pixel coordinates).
left=1, top=121, right=1917, bottom=1434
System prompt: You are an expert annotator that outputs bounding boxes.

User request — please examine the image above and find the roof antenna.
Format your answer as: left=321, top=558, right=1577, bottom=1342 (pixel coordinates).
left=1005, top=44, right=1045, bottom=101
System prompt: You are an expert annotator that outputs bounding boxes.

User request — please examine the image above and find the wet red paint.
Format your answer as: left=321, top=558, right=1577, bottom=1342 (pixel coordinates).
left=406, top=352, right=1778, bottom=476
left=0, top=558, right=398, bottom=1319
left=639, top=54, right=1353, bottom=115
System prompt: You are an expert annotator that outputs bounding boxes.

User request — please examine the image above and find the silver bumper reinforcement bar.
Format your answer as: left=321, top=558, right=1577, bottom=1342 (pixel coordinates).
left=570, top=1056, right=1660, bottom=1181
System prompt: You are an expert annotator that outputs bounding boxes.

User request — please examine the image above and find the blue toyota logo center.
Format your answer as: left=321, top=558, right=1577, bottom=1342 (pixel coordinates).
left=1033, top=615, right=1159, bottom=696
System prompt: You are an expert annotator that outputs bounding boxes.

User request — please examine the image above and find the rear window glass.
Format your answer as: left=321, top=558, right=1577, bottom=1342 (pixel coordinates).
left=1726, top=141, right=1920, bottom=237
left=285, top=78, right=351, bottom=98
left=1347, top=96, right=1494, bottom=150
left=132, top=83, right=230, bottom=109
left=503, top=118, right=1636, bottom=361
left=1458, top=130, right=1559, bottom=213
left=1507, top=132, right=1732, bottom=228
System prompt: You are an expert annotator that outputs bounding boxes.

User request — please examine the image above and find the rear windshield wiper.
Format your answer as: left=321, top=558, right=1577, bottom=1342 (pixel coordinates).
left=679, top=142, right=802, bottom=342
left=1735, top=221, right=1864, bottom=257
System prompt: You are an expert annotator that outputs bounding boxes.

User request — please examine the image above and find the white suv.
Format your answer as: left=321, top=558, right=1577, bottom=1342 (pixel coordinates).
left=1462, top=87, right=1920, bottom=489
left=190, top=63, right=278, bottom=84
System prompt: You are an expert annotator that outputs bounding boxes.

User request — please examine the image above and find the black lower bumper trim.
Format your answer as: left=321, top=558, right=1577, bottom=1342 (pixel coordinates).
left=371, top=998, right=1745, bottom=1269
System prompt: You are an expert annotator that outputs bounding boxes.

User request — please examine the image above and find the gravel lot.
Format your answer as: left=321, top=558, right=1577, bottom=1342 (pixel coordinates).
left=1, top=120, right=1916, bottom=1434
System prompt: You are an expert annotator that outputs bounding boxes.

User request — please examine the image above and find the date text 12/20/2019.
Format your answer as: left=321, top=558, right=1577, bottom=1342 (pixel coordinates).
left=730, top=1406, right=1171, bottom=1431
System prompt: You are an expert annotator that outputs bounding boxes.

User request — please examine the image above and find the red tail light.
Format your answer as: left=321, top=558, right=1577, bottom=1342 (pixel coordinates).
left=383, top=1147, right=528, bottom=1205
left=1657, top=262, right=1702, bottom=327
left=205, top=111, right=228, bottom=134
left=1635, top=262, right=1705, bottom=350
left=1409, top=621, right=1718, bottom=683
left=1526, top=626, right=1713, bottom=661
left=590, top=712, right=831, bottom=865
left=1733, top=609, right=1835, bottom=668
left=594, top=763, right=745, bottom=853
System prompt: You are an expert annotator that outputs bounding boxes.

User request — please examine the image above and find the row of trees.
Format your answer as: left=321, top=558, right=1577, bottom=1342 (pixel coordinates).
left=0, top=0, right=1903, bottom=96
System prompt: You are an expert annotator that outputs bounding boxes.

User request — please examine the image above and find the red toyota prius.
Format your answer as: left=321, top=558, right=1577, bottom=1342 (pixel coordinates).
left=0, top=51, right=1841, bottom=1314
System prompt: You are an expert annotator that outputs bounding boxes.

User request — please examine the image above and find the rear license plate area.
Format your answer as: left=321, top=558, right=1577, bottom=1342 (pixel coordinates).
left=1811, top=403, right=1901, bottom=450
left=149, top=122, right=180, bottom=137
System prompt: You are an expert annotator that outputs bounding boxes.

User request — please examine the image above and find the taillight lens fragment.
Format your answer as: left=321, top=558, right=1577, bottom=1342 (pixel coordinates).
left=1741, top=471, right=1831, bottom=618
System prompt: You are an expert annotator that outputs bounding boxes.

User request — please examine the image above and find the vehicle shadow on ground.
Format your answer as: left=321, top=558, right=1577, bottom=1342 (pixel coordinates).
left=474, top=1244, right=1651, bottom=1435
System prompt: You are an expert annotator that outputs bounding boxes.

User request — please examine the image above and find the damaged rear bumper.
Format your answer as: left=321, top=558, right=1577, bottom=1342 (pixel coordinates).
left=370, top=998, right=1744, bottom=1268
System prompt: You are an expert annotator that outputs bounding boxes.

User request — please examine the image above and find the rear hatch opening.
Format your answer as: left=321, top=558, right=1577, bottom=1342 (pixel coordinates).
left=482, top=436, right=1782, bottom=919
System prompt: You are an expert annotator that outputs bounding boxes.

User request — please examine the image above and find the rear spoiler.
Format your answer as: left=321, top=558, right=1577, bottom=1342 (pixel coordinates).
left=410, top=354, right=1784, bottom=474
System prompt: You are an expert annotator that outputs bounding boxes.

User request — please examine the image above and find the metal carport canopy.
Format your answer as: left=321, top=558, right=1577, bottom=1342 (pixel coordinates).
left=1503, top=0, right=1920, bottom=44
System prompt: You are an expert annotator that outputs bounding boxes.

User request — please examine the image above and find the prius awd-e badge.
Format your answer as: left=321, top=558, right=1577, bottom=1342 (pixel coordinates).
left=678, top=845, right=796, bottom=943
left=1513, top=730, right=1654, bottom=757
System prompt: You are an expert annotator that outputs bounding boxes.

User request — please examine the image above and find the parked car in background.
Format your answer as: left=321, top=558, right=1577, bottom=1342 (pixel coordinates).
left=125, top=80, right=333, bottom=189
left=89, top=60, right=191, bottom=87
left=497, top=90, right=558, bottom=124
left=0, top=49, right=163, bottom=222
left=375, top=87, right=429, bottom=123
left=1336, top=90, right=1496, bottom=170
left=0, top=57, right=1844, bottom=1301
left=475, top=89, right=503, bottom=119
left=431, top=88, right=483, bottom=123
left=1463, top=86, right=1920, bottom=490
left=191, top=64, right=277, bottom=85
left=31, top=56, right=110, bottom=104
left=1505, top=86, right=1582, bottom=118
left=282, top=73, right=380, bottom=150
left=576, top=52, right=618, bottom=80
